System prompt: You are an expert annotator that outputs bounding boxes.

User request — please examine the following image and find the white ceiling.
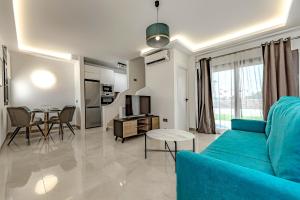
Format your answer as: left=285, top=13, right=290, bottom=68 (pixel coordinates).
left=1, top=0, right=300, bottom=64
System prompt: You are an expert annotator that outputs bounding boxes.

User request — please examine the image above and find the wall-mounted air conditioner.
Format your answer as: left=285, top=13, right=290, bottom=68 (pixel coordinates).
left=144, top=50, right=169, bottom=66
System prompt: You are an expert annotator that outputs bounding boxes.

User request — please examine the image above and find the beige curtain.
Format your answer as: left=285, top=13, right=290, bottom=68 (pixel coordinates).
left=262, top=38, right=299, bottom=119
left=293, top=49, right=299, bottom=92
left=197, top=58, right=216, bottom=134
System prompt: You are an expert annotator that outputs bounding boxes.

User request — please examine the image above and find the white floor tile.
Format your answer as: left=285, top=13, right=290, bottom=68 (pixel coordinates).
left=0, top=128, right=217, bottom=200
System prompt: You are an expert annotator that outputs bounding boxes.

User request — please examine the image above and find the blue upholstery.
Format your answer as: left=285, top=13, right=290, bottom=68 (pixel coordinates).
left=267, top=96, right=300, bottom=182
left=177, top=152, right=300, bottom=200
left=265, top=102, right=277, bottom=137
left=202, top=130, right=273, bottom=174
left=232, top=119, right=266, bottom=133
left=177, top=96, right=300, bottom=200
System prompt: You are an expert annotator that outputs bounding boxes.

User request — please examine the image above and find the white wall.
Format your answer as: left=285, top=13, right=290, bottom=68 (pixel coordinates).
left=128, top=57, right=145, bottom=93
left=10, top=51, right=76, bottom=118
left=145, top=50, right=175, bottom=129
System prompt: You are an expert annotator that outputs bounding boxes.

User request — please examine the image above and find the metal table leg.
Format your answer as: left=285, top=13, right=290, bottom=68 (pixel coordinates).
left=145, top=138, right=195, bottom=166
left=174, top=141, right=178, bottom=173
left=44, top=112, right=49, bottom=137
left=144, top=134, right=147, bottom=159
left=174, top=141, right=177, bottom=161
left=193, top=138, right=195, bottom=152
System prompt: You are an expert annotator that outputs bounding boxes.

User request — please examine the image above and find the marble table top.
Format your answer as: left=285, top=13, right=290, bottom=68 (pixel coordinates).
left=146, top=129, right=195, bottom=142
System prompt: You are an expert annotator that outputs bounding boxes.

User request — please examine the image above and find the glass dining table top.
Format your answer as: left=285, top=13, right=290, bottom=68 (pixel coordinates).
left=31, top=108, right=61, bottom=113
left=30, top=107, right=62, bottom=137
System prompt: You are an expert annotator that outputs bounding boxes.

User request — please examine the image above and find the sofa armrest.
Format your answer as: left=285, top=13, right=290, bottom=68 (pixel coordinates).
left=231, top=119, right=266, bottom=133
left=176, top=151, right=300, bottom=200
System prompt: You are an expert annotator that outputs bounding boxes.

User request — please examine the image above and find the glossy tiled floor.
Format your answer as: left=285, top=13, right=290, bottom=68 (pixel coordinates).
left=0, top=128, right=217, bottom=200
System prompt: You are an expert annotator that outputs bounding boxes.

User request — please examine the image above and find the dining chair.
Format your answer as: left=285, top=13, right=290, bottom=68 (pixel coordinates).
left=47, top=106, right=76, bottom=140
left=7, top=107, right=44, bottom=145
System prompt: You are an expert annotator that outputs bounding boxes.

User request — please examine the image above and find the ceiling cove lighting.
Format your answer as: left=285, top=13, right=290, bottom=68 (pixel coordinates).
left=12, top=0, right=72, bottom=60
left=141, top=0, right=293, bottom=54
left=146, top=0, right=170, bottom=48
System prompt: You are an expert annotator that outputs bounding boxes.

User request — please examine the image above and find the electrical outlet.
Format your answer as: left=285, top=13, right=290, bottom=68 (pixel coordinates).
left=163, top=118, right=168, bottom=122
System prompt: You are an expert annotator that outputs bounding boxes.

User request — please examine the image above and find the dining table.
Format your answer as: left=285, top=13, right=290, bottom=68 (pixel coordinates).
left=31, top=107, right=61, bottom=137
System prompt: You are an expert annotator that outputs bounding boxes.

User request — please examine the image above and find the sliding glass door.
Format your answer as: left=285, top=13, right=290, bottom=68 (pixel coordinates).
left=212, top=67, right=235, bottom=130
left=239, top=64, right=263, bottom=120
left=211, top=49, right=263, bottom=131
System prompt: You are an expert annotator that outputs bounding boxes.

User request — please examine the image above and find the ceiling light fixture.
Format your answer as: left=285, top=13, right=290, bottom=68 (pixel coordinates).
left=141, top=0, right=293, bottom=54
left=12, top=0, right=72, bottom=60
left=146, top=0, right=170, bottom=48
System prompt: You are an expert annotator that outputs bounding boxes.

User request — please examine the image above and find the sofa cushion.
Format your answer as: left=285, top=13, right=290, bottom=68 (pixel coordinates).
left=201, top=130, right=274, bottom=174
left=267, top=96, right=300, bottom=182
left=265, top=102, right=278, bottom=137
left=232, top=119, right=266, bottom=133
left=265, top=96, right=300, bottom=137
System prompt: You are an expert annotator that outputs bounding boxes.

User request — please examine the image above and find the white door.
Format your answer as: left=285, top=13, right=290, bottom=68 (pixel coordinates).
left=177, top=67, right=188, bottom=130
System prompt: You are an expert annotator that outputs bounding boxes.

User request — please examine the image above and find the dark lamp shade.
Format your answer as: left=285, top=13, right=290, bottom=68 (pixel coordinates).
left=146, top=23, right=170, bottom=48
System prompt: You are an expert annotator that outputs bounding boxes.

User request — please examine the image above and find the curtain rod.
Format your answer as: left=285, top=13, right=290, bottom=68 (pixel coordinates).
left=195, top=35, right=300, bottom=64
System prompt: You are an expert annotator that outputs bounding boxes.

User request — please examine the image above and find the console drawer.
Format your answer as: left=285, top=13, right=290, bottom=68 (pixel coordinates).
left=123, top=120, right=137, bottom=137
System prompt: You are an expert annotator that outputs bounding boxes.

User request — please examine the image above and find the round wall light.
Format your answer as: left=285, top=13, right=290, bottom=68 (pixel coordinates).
left=31, top=70, right=56, bottom=89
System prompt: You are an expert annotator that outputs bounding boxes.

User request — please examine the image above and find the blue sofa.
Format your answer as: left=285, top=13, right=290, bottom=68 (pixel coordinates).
left=177, top=96, right=300, bottom=200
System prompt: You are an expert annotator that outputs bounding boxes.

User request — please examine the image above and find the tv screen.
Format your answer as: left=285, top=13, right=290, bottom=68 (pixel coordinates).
left=125, top=95, right=151, bottom=116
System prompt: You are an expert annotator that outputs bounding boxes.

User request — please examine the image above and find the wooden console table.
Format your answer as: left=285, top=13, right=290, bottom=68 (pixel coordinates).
left=114, top=115, right=159, bottom=143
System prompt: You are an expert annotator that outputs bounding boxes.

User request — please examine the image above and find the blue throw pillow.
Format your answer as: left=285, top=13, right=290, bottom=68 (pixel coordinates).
left=267, top=96, right=300, bottom=182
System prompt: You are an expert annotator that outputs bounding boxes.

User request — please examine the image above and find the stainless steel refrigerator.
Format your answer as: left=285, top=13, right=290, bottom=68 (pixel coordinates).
left=85, top=79, right=101, bottom=128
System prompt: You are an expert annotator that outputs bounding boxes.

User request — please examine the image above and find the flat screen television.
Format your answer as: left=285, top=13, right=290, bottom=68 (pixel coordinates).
left=125, top=95, right=151, bottom=116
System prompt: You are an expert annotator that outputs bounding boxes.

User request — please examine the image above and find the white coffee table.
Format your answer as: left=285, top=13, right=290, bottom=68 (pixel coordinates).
left=144, top=129, right=195, bottom=162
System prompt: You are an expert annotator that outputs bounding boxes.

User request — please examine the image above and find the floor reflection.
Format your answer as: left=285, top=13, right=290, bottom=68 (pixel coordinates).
left=35, top=174, right=58, bottom=195
left=0, top=128, right=217, bottom=200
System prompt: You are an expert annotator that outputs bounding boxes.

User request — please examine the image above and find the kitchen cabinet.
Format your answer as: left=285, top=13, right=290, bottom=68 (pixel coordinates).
left=85, top=65, right=114, bottom=85
left=84, top=65, right=128, bottom=92
left=114, top=73, right=127, bottom=92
